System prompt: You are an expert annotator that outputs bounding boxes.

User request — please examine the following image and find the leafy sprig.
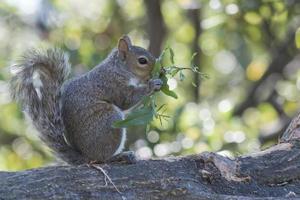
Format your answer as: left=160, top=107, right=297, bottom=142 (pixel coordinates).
left=113, top=47, right=208, bottom=128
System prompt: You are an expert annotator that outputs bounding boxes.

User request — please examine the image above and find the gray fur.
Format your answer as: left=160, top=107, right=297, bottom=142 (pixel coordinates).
left=10, top=48, right=88, bottom=164
left=10, top=36, right=162, bottom=164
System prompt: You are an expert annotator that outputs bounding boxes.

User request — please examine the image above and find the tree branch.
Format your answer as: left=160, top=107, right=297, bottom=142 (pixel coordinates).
left=1, top=117, right=300, bottom=199
left=187, top=7, right=202, bottom=103
left=144, top=0, right=166, bottom=57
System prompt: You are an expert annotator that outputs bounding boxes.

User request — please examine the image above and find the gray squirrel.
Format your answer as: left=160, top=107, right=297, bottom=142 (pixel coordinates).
left=10, top=35, right=162, bottom=165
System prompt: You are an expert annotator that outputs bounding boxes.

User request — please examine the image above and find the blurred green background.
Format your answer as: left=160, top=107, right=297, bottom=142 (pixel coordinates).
left=0, top=0, right=300, bottom=171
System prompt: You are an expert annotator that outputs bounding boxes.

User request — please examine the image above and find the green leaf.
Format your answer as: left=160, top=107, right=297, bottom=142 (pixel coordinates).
left=160, top=74, right=178, bottom=99
left=146, top=124, right=151, bottom=133
left=168, top=47, right=175, bottom=64
left=152, top=59, right=162, bottom=78
left=199, top=72, right=210, bottom=79
left=152, top=48, right=169, bottom=78
left=113, top=107, right=154, bottom=128
left=141, top=95, right=152, bottom=106
left=170, top=68, right=180, bottom=77
left=190, top=52, right=198, bottom=64
left=179, top=71, right=185, bottom=81
left=161, top=87, right=178, bottom=99
left=151, top=96, right=157, bottom=116
left=158, top=48, right=167, bottom=64
left=296, top=27, right=300, bottom=48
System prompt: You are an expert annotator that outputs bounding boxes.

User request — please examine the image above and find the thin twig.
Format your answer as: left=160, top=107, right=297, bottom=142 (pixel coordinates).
left=89, top=164, right=126, bottom=199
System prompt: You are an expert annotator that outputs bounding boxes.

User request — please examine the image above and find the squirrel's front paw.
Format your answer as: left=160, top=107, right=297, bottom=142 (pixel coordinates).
left=149, top=79, right=163, bottom=92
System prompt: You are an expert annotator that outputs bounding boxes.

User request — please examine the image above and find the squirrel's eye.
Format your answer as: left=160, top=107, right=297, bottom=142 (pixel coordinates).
left=138, top=57, right=148, bottom=65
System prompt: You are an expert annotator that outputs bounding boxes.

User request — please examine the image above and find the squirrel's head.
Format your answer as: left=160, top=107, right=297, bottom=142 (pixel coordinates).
left=117, top=35, right=155, bottom=80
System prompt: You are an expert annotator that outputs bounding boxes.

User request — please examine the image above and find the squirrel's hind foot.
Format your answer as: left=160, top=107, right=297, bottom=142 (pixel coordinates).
left=108, top=151, right=137, bottom=164
left=86, top=151, right=137, bottom=165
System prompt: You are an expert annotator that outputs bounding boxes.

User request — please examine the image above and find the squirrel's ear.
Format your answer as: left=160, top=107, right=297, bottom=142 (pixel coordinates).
left=118, top=37, right=130, bottom=60
left=121, top=35, right=132, bottom=46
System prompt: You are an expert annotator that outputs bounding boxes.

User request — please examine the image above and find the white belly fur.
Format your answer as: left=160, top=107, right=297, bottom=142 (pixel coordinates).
left=112, top=104, right=127, bottom=156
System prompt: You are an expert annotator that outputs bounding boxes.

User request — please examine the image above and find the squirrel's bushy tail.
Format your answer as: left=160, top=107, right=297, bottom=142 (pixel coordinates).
left=10, top=49, right=88, bottom=165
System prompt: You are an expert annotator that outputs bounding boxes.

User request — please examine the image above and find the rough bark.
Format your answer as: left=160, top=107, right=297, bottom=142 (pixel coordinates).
left=1, top=115, right=300, bottom=199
